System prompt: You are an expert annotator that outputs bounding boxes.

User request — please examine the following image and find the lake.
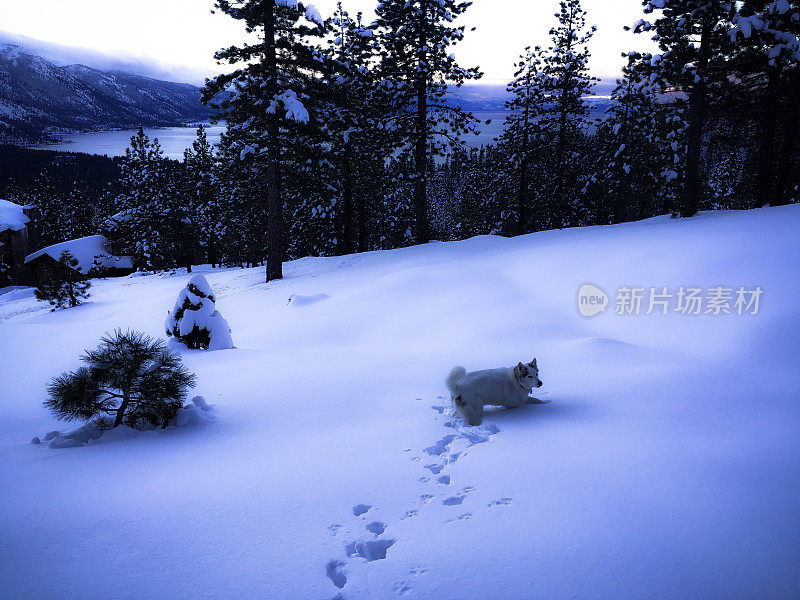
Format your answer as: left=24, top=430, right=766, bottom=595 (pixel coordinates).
left=31, top=112, right=509, bottom=159
left=31, top=125, right=227, bottom=160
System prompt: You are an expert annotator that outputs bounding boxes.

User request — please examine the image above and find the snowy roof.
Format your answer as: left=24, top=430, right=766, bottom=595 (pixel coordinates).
left=0, top=199, right=30, bottom=233
left=24, top=234, right=133, bottom=272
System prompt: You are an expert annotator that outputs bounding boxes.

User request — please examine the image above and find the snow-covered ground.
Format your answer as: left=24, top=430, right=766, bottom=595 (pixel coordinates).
left=1, top=206, right=799, bottom=600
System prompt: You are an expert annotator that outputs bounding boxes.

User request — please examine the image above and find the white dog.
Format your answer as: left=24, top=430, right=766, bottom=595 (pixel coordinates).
left=445, top=360, right=544, bottom=426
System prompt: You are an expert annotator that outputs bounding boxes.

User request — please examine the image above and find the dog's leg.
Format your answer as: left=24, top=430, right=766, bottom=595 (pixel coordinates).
left=466, top=403, right=483, bottom=426
left=468, top=410, right=483, bottom=427
left=454, top=395, right=483, bottom=426
left=525, top=397, right=551, bottom=404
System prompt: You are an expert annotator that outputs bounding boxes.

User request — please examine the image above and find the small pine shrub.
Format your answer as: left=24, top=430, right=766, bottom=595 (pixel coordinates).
left=34, top=250, right=91, bottom=310
left=0, top=257, right=11, bottom=287
left=165, top=274, right=234, bottom=350
left=87, top=254, right=111, bottom=278
left=45, top=330, right=196, bottom=430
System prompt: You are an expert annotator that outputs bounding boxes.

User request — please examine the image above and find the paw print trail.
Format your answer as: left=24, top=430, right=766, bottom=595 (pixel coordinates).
left=324, top=503, right=396, bottom=596
left=322, top=396, right=508, bottom=597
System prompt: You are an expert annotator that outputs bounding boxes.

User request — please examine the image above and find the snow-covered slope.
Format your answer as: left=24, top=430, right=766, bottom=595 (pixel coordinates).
left=1, top=206, right=798, bottom=600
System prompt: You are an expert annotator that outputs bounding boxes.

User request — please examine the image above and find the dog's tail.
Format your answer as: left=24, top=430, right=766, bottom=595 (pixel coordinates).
left=445, top=366, right=466, bottom=395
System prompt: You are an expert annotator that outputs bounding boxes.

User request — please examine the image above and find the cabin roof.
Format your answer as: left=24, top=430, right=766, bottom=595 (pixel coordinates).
left=25, top=234, right=133, bottom=272
left=0, top=199, right=30, bottom=233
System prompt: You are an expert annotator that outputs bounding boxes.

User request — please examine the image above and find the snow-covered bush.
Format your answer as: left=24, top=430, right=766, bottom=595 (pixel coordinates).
left=165, top=274, right=234, bottom=350
left=44, top=330, right=196, bottom=431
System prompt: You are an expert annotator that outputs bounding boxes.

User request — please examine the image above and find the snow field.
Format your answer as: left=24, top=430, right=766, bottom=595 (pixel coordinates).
left=1, top=206, right=799, bottom=599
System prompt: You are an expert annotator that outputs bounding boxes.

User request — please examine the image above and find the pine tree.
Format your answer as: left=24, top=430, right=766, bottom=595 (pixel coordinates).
left=374, top=0, right=481, bottom=243
left=729, top=0, right=800, bottom=206
left=34, top=250, right=91, bottom=310
left=540, top=0, right=598, bottom=226
left=377, top=156, right=416, bottom=249
left=165, top=274, right=234, bottom=350
left=455, top=147, right=493, bottom=237
left=0, top=254, right=11, bottom=287
left=45, top=330, right=196, bottom=429
left=185, top=125, right=225, bottom=266
left=500, top=46, right=547, bottom=234
left=593, top=53, right=683, bottom=221
left=634, top=0, right=735, bottom=216
left=28, top=173, right=61, bottom=246
left=214, top=130, right=269, bottom=268
left=115, top=127, right=172, bottom=270
left=205, top=0, right=327, bottom=281
left=323, top=3, right=397, bottom=254
left=180, top=125, right=223, bottom=271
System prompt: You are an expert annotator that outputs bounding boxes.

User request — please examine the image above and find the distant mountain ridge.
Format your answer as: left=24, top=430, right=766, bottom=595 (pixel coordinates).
left=0, top=43, right=212, bottom=144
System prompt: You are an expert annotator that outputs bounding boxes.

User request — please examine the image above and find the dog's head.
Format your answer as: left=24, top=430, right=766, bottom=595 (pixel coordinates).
left=515, top=359, right=542, bottom=390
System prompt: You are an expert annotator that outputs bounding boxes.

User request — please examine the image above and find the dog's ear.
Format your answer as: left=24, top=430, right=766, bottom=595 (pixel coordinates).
left=516, top=361, right=526, bottom=373
left=529, top=358, right=537, bottom=367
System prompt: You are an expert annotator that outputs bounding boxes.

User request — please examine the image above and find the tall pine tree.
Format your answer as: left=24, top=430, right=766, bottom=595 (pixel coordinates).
left=540, top=0, right=597, bottom=227
left=634, top=0, right=735, bottom=216
left=205, top=0, right=327, bottom=281
left=500, top=45, right=546, bottom=234
left=374, top=0, right=481, bottom=243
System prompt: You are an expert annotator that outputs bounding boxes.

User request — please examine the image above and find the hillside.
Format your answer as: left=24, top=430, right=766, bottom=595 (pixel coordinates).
left=0, top=43, right=211, bottom=143
left=1, top=206, right=798, bottom=599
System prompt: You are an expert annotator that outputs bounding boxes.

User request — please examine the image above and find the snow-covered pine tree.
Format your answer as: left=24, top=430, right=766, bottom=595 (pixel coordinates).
left=45, top=330, right=196, bottom=430
left=322, top=3, right=398, bottom=254
left=0, top=250, right=11, bottom=287
left=455, top=146, right=494, bottom=237
left=593, top=53, right=683, bottom=222
left=165, top=274, right=234, bottom=350
left=33, top=250, right=91, bottom=310
left=540, top=0, right=598, bottom=227
left=213, top=128, right=269, bottom=268
left=428, top=153, right=461, bottom=240
left=377, top=156, right=416, bottom=249
left=729, top=0, right=800, bottom=207
left=633, top=0, right=735, bottom=217
left=204, top=0, right=327, bottom=282
left=499, top=45, right=547, bottom=234
left=374, top=0, right=482, bottom=243
left=182, top=125, right=222, bottom=270
left=115, top=127, right=173, bottom=270
left=28, top=173, right=61, bottom=246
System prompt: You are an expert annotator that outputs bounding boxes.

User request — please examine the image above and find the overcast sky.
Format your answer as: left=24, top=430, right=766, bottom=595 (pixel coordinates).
left=1, top=0, right=655, bottom=85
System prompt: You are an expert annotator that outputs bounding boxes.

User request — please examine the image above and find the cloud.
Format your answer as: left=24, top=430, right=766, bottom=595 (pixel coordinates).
left=0, top=29, right=215, bottom=85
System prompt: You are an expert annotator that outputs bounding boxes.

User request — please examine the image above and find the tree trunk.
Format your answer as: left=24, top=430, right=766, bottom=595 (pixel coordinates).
left=265, top=1, right=283, bottom=282
left=554, top=102, right=569, bottom=226
left=614, top=82, right=631, bottom=224
left=68, top=282, right=77, bottom=307
left=553, top=10, right=575, bottom=227
left=342, top=143, right=354, bottom=254
left=683, top=18, right=713, bottom=218
left=517, top=157, right=528, bottom=236
left=517, top=97, right=531, bottom=235
left=754, top=67, right=781, bottom=207
left=358, top=188, right=369, bottom=252
left=113, top=392, right=130, bottom=428
left=413, top=0, right=430, bottom=245
left=772, top=70, right=800, bottom=206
